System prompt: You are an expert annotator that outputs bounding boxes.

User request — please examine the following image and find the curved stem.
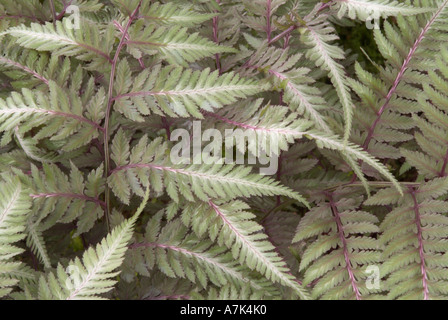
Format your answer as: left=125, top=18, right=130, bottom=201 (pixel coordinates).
left=103, top=1, right=142, bottom=230
left=130, top=241, right=253, bottom=286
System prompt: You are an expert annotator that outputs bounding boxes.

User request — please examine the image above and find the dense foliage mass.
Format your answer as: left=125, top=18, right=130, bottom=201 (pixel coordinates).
left=1, top=0, right=448, bottom=300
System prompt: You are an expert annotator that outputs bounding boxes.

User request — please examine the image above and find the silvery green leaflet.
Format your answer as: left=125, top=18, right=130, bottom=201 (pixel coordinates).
left=0, top=0, right=447, bottom=300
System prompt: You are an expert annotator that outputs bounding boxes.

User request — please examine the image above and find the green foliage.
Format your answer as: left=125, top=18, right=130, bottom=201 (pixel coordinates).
left=33, top=187, right=150, bottom=300
left=126, top=22, right=237, bottom=65
left=401, top=47, right=448, bottom=178
left=113, top=63, right=266, bottom=120
left=127, top=211, right=281, bottom=297
left=184, top=201, right=310, bottom=299
left=1, top=0, right=448, bottom=301
left=2, top=20, right=114, bottom=70
left=108, top=132, right=308, bottom=206
left=334, top=0, right=434, bottom=20
left=0, top=175, right=33, bottom=298
left=294, top=188, right=381, bottom=299
left=0, top=80, right=105, bottom=149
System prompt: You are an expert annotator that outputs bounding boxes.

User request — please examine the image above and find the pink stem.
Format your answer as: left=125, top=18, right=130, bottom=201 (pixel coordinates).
left=130, top=240, right=248, bottom=282
left=268, top=25, right=297, bottom=46
left=212, top=0, right=221, bottom=74
left=409, top=187, right=429, bottom=300
left=327, top=192, right=361, bottom=300
left=440, top=147, right=448, bottom=177
left=103, top=1, right=142, bottom=227
left=55, top=0, right=74, bottom=20
left=30, top=192, right=106, bottom=209
left=113, top=20, right=145, bottom=69
left=161, top=116, right=171, bottom=140
left=266, top=0, right=272, bottom=42
left=0, top=14, right=40, bottom=22
left=0, top=56, right=49, bottom=85
left=362, top=2, right=448, bottom=151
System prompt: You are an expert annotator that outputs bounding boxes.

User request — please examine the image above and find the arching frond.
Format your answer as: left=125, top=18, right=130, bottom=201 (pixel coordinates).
left=182, top=200, right=310, bottom=300
left=294, top=188, right=381, bottom=300
left=2, top=20, right=114, bottom=70
left=34, top=188, right=150, bottom=300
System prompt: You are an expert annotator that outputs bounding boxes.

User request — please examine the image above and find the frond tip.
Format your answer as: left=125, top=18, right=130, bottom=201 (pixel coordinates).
left=36, top=188, right=150, bottom=300
left=129, top=212, right=280, bottom=296
left=334, top=0, right=435, bottom=21
left=365, top=178, right=448, bottom=300
left=294, top=189, right=381, bottom=300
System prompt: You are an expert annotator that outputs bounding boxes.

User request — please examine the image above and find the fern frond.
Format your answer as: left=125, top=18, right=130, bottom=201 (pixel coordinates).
left=242, top=0, right=289, bottom=39
left=263, top=210, right=302, bottom=272
left=0, top=0, right=48, bottom=30
left=108, top=131, right=308, bottom=206
left=334, top=0, right=434, bottom=21
left=129, top=212, right=279, bottom=295
left=1, top=0, right=446, bottom=301
left=204, top=100, right=314, bottom=156
left=0, top=46, right=55, bottom=88
left=350, top=0, right=448, bottom=157
left=14, top=129, right=58, bottom=163
left=26, top=222, right=51, bottom=269
left=2, top=20, right=114, bottom=70
left=135, top=1, right=217, bottom=27
left=35, top=188, right=150, bottom=300
left=0, top=175, right=32, bottom=297
left=56, top=0, right=103, bottom=14
left=402, top=46, right=448, bottom=178
left=243, top=45, right=332, bottom=133
left=204, top=105, right=402, bottom=194
left=125, top=22, right=236, bottom=66
left=112, top=63, right=268, bottom=121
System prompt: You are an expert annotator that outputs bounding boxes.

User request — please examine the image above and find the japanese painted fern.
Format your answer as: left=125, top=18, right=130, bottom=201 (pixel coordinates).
left=1, top=0, right=448, bottom=300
